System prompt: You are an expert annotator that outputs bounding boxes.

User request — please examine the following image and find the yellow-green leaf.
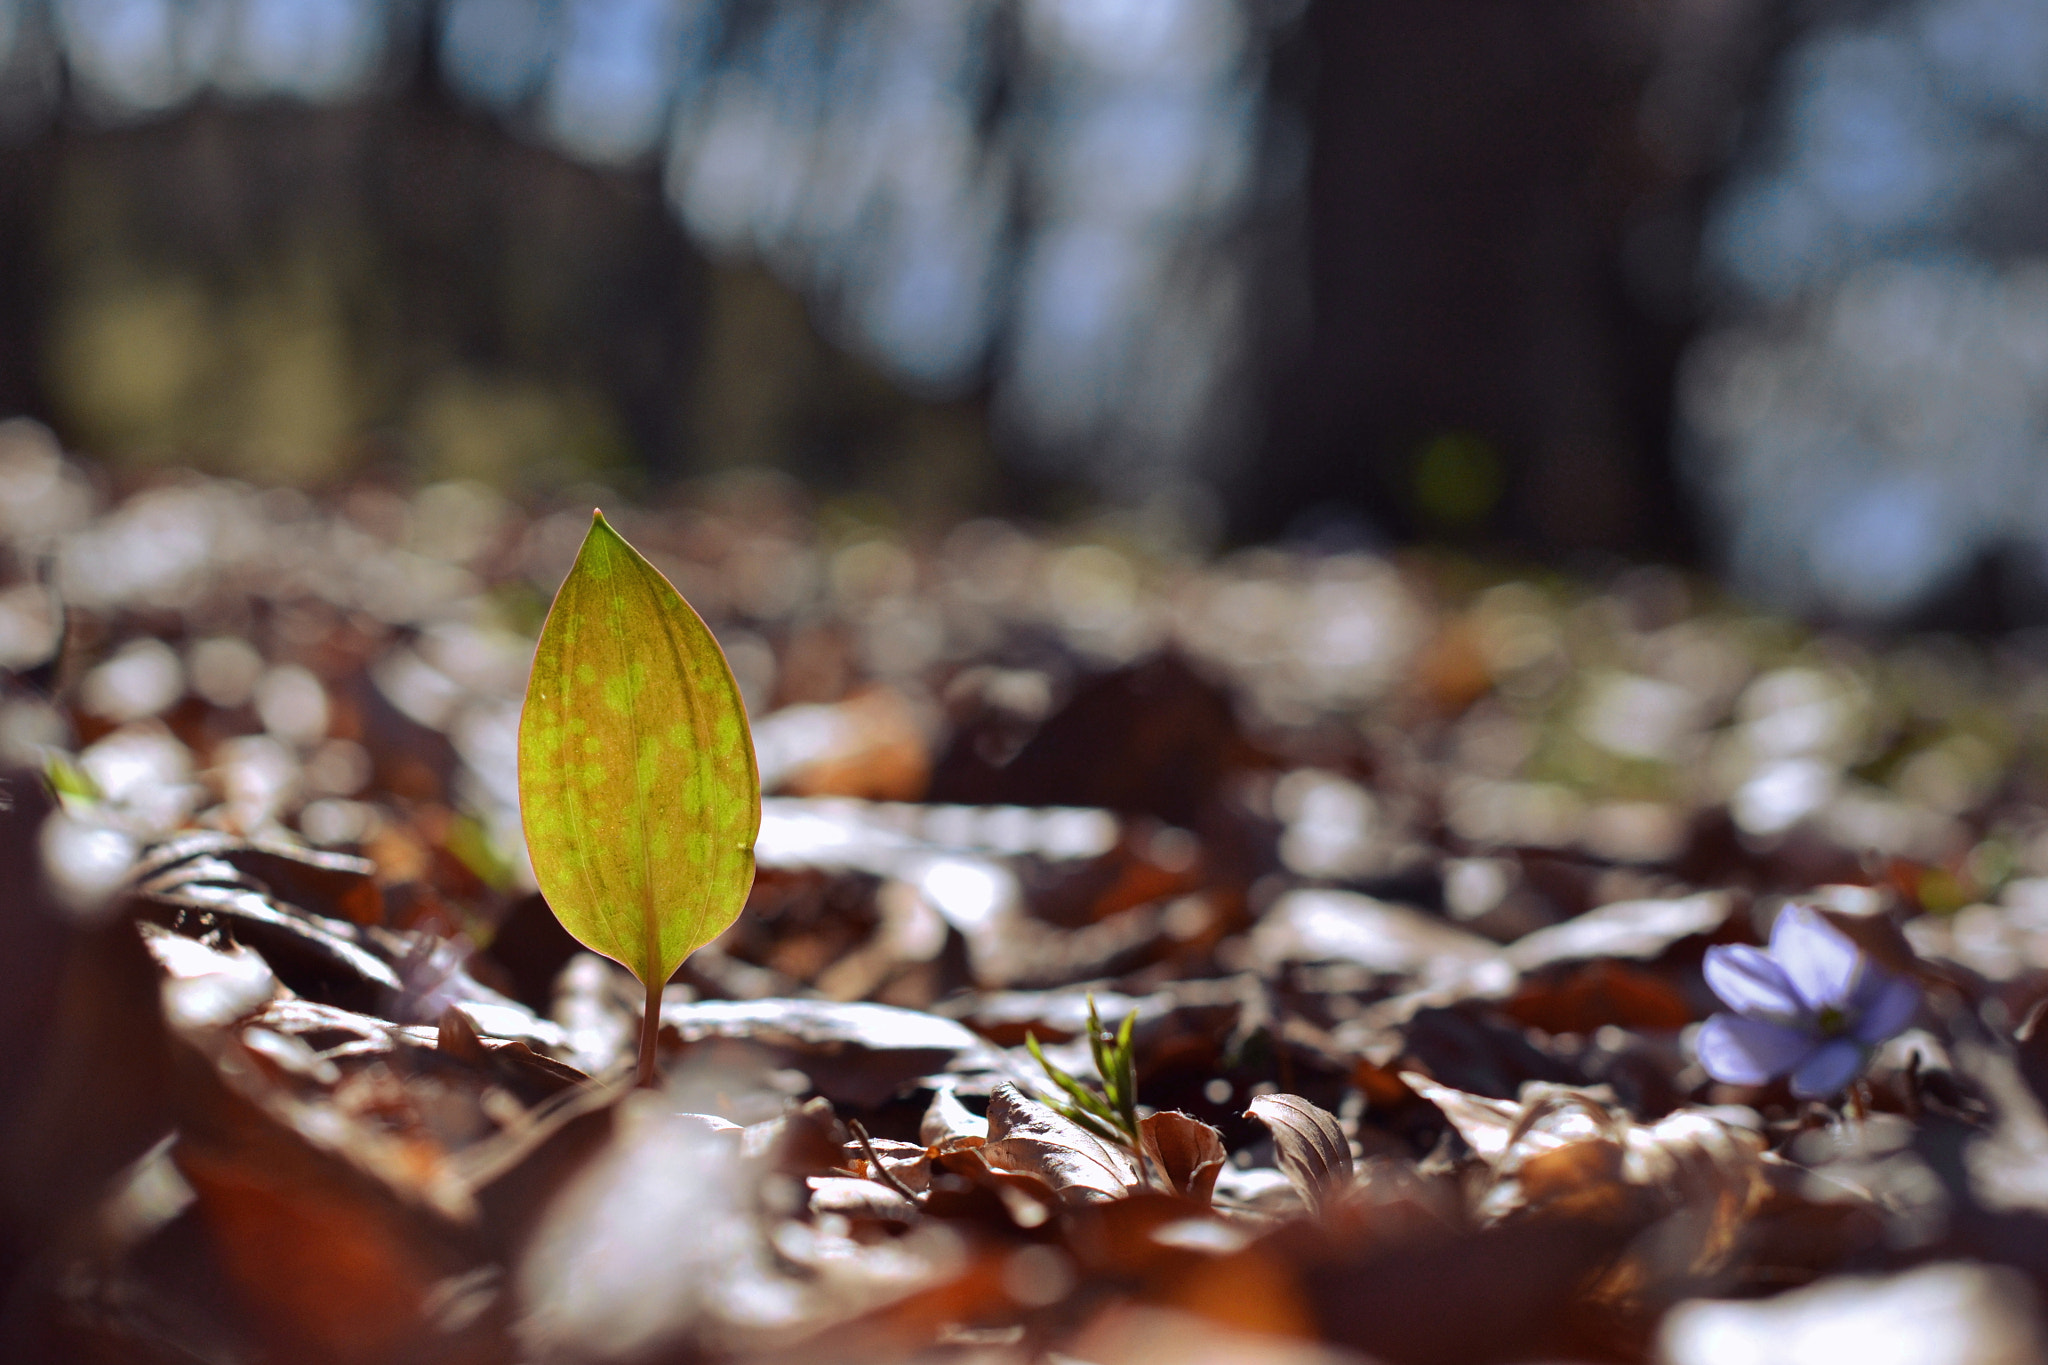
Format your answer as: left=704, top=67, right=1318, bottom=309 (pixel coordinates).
left=518, top=511, right=760, bottom=992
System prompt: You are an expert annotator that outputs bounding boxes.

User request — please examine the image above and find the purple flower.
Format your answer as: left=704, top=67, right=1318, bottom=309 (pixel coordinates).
left=1695, top=904, right=1919, bottom=1099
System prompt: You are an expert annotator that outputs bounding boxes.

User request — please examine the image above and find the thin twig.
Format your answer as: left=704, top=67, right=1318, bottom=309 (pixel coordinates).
left=848, top=1119, right=923, bottom=1205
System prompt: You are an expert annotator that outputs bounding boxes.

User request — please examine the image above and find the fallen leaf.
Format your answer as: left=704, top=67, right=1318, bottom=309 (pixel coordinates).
left=841, top=1136, right=932, bottom=1194
left=1954, top=1038, right=2048, bottom=1215
left=1660, top=1262, right=2048, bottom=1365
left=1139, top=1110, right=1227, bottom=1204
left=134, top=830, right=384, bottom=926
left=758, top=685, right=932, bottom=801
left=809, top=1175, right=921, bottom=1225
left=1068, top=1303, right=1375, bottom=1365
left=166, top=1017, right=497, bottom=1365
left=662, top=997, right=998, bottom=1108
left=1402, top=1074, right=1771, bottom=1294
left=1503, top=960, right=1695, bottom=1034
left=1250, top=888, right=1508, bottom=992
left=1245, top=1095, right=1353, bottom=1217
left=978, top=1082, right=1138, bottom=1206
left=1504, top=893, right=1730, bottom=971
left=928, top=652, right=1243, bottom=827
left=921, top=1083, right=991, bottom=1145
left=138, top=877, right=404, bottom=1016
left=518, top=1094, right=956, bottom=1360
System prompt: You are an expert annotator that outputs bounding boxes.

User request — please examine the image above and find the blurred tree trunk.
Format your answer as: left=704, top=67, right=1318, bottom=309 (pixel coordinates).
left=1240, top=0, right=1783, bottom=561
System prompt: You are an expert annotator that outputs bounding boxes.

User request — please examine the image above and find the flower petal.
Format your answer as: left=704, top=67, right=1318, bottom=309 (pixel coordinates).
left=1790, top=1038, right=1865, bottom=1098
left=1695, top=1012, right=1814, bottom=1086
left=1703, top=944, right=1804, bottom=1019
left=1770, top=905, right=1862, bottom=1011
left=1850, top=971, right=1920, bottom=1045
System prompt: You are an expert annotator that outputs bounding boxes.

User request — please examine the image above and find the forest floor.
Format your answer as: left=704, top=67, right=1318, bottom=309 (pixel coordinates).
left=4, top=427, right=2048, bottom=1364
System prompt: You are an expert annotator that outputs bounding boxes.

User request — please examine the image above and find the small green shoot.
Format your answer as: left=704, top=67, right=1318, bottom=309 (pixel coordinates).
left=1025, top=995, right=1157, bottom=1189
left=43, top=751, right=101, bottom=807
left=518, top=511, right=761, bottom=1087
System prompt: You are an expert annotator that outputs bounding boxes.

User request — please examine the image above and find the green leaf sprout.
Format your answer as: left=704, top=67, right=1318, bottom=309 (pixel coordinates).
left=1026, top=995, right=1158, bottom=1189
left=518, top=511, right=761, bottom=1087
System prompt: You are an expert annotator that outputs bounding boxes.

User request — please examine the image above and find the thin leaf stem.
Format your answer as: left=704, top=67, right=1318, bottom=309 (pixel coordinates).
left=848, top=1119, right=923, bottom=1206
left=636, top=976, right=663, bottom=1089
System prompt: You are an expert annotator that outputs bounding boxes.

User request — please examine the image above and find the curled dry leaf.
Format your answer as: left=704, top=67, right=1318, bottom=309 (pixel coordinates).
left=1402, top=1074, right=1768, bottom=1287
left=136, top=839, right=565, bottom=1047
left=920, top=1082, right=991, bottom=1145
left=1952, top=1038, right=2048, bottom=1215
left=662, top=996, right=985, bottom=1055
left=650, top=1100, right=837, bottom=1187
left=1245, top=1094, right=1354, bottom=1217
left=143, top=921, right=282, bottom=1031
left=134, top=829, right=385, bottom=926
left=148, top=920, right=620, bottom=1266
left=139, top=877, right=404, bottom=1014
left=1139, top=1110, right=1227, bottom=1204
left=978, top=1081, right=1139, bottom=1206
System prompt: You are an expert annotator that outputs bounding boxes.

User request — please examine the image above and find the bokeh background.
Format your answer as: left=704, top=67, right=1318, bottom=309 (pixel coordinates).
left=0, top=0, right=2045, bottom=621
left=16, top=13, right=2048, bottom=1360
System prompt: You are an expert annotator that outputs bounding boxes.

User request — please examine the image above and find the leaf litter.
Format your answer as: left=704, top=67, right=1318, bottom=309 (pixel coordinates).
left=8, top=442, right=2048, bottom=1360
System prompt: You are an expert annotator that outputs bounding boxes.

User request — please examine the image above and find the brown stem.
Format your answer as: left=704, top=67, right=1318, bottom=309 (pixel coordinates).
left=848, top=1120, right=922, bottom=1206
left=635, top=975, right=663, bottom=1089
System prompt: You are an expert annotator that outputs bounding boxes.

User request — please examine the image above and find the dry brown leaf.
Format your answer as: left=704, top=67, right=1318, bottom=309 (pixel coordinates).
left=1502, top=892, right=1730, bottom=971
left=1068, top=1304, right=1377, bottom=1365
left=739, top=1096, right=847, bottom=1177
left=166, top=1016, right=498, bottom=1365
left=1249, top=888, right=1506, bottom=991
left=1402, top=1074, right=1768, bottom=1290
left=1139, top=1110, right=1227, bottom=1204
left=0, top=812, right=177, bottom=1293
left=660, top=997, right=996, bottom=1109
left=176, top=1142, right=488, bottom=1365
left=765, top=685, right=932, bottom=801
left=1503, top=960, right=1694, bottom=1034
left=1245, top=1094, right=1353, bottom=1217
left=931, top=1138, right=1060, bottom=1228
left=978, top=1082, right=1139, bottom=1206
left=519, top=1093, right=964, bottom=1361
left=808, top=1175, right=921, bottom=1224
left=435, top=1003, right=491, bottom=1065
left=134, top=830, right=385, bottom=926
left=920, top=1082, right=991, bottom=1145
left=840, top=1136, right=932, bottom=1195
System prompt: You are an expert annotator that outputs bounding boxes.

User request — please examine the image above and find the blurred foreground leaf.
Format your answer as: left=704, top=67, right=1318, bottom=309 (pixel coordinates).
left=518, top=511, right=760, bottom=1084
